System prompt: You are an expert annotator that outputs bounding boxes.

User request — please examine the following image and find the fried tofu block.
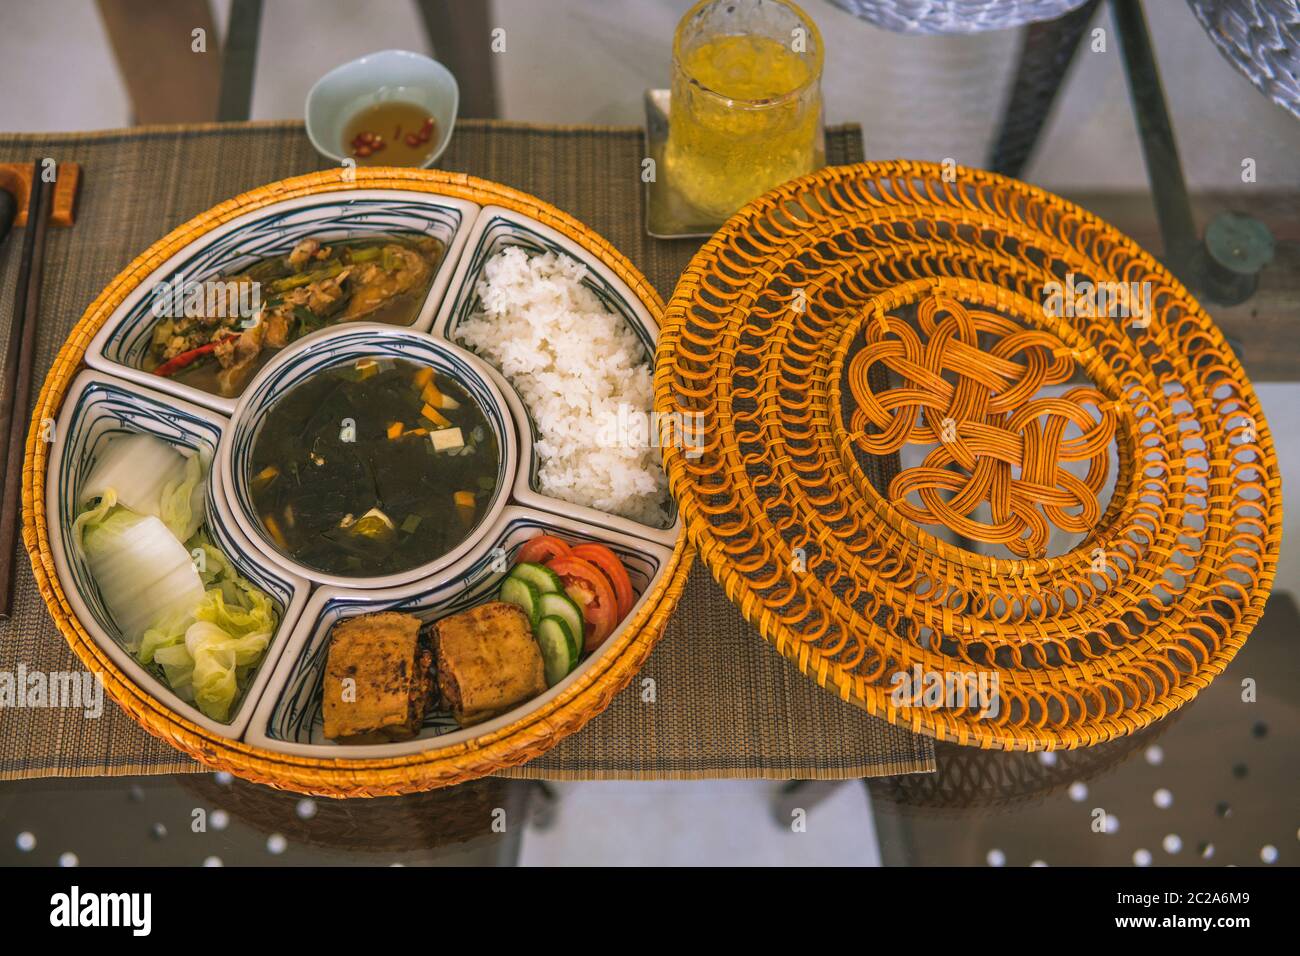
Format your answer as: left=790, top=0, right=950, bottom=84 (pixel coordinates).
left=323, top=611, right=432, bottom=741
left=433, top=601, right=546, bottom=727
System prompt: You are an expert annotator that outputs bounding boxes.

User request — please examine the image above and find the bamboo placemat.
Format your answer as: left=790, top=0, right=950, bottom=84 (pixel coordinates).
left=0, top=119, right=933, bottom=782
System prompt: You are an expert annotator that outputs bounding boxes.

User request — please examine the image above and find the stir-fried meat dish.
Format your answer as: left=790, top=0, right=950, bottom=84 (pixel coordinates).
left=145, top=235, right=444, bottom=397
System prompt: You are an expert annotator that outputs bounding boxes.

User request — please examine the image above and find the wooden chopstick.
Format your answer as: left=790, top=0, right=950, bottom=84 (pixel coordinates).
left=0, top=164, right=50, bottom=619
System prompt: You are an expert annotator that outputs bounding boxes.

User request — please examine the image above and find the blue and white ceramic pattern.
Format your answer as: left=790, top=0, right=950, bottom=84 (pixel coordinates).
left=218, top=322, right=518, bottom=590
left=85, top=190, right=479, bottom=416
left=44, top=371, right=310, bottom=739
left=247, top=506, right=673, bottom=759
left=49, top=187, right=681, bottom=757
left=435, top=205, right=682, bottom=548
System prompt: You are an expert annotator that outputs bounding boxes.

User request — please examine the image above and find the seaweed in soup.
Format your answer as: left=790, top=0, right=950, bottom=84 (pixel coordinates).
left=247, top=358, right=499, bottom=577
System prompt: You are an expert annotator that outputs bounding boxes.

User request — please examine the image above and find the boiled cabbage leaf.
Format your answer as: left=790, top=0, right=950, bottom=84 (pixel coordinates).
left=75, top=496, right=205, bottom=645
left=76, top=493, right=277, bottom=724
left=78, top=432, right=207, bottom=540
left=136, top=531, right=278, bottom=722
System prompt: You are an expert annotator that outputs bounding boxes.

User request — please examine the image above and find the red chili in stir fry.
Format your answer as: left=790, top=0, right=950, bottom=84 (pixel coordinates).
left=144, top=235, right=443, bottom=397
left=151, top=333, right=237, bottom=378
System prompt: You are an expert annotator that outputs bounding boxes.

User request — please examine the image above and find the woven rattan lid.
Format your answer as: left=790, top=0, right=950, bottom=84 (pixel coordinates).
left=655, top=160, right=1282, bottom=750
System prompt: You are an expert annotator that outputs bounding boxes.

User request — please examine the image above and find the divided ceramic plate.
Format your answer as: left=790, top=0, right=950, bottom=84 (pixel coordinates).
left=84, top=189, right=477, bottom=416
left=435, top=205, right=679, bottom=547
left=249, top=506, right=673, bottom=759
left=45, top=180, right=684, bottom=762
left=45, top=370, right=310, bottom=739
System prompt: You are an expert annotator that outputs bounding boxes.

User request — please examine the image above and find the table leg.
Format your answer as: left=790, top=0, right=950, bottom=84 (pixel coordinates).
left=217, top=0, right=264, bottom=123
left=415, top=0, right=500, bottom=119
left=1110, top=0, right=1207, bottom=291
left=987, top=0, right=1101, bottom=179
left=95, top=0, right=221, bottom=123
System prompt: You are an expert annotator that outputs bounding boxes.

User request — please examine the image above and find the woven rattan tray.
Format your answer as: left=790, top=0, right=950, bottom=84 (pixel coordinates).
left=23, top=168, right=691, bottom=796
left=655, top=160, right=1282, bottom=750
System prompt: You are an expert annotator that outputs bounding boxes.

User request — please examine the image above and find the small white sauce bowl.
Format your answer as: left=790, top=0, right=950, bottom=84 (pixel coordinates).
left=306, top=50, right=459, bottom=168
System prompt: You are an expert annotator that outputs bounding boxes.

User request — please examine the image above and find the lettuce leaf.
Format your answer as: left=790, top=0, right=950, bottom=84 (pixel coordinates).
left=136, top=532, right=278, bottom=722
left=158, top=452, right=206, bottom=542
left=76, top=439, right=277, bottom=723
left=75, top=497, right=206, bottom=647
left=78, top=433, right=207, bottom=540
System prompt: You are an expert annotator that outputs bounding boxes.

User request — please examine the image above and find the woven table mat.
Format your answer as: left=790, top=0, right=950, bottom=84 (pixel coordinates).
left=0, top=119, right=933, bottom=782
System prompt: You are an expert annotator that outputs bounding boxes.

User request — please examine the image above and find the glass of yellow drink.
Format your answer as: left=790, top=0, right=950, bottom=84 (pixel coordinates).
left=665, top=0, right=824, bottom=221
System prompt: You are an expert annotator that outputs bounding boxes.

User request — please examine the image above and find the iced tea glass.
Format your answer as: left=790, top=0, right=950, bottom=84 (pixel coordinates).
left=665, top=0, right=824, bottom=220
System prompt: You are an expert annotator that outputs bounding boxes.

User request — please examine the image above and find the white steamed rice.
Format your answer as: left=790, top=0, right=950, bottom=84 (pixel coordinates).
left=456, top=247, right=671, bottom=527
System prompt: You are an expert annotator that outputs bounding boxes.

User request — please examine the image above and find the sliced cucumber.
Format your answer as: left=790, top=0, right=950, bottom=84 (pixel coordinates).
left=509, top=562, right=562, bottom=594
left=536, top=616, right=575, bottom=687
left=499, top=576, right=541, bottom=627
left=538, top=592, right=583, bottom=654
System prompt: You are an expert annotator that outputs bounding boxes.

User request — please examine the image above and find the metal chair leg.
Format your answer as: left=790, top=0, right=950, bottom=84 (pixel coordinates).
left=988, top=0, right=1101, bottom=179
left=527, top=781, right=561, bottom=831
left=415, top=0, right=500, bottom=119
left=217, top=0, right=263, bottom=123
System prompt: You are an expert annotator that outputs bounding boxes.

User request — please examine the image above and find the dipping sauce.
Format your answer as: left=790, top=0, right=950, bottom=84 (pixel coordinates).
left=343, top=101, right=438, bottom=166
left=247, top=358, right=499, bottom=577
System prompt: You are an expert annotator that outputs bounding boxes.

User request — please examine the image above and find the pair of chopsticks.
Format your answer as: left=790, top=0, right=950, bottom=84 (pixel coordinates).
left=0, top=164, right=51, bottom=619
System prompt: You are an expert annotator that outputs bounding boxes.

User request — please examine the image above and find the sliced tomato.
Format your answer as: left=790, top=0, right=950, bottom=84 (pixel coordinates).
left=516, top=534, right=571, bottom=565
left=569, top=543, right=635, bottom=619
left=546, top=555, right=619, bottom=651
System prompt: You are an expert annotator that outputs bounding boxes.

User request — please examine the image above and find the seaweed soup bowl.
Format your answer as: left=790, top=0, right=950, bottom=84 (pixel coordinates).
left=217, top=322, right=518, bottom=591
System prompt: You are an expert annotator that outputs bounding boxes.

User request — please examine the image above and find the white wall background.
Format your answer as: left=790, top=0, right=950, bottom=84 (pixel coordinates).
left=3, top=0, right=1299, bottom=192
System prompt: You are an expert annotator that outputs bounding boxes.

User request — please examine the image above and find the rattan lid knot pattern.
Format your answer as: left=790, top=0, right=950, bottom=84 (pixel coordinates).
left=845, top=293, right=1118, bottom=558
left=655, top=161, right=1282, bottom=750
